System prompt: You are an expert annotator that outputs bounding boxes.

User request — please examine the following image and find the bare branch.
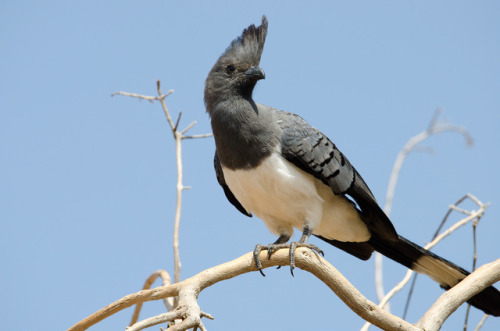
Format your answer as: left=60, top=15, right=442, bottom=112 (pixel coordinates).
left=111, top=88, right=174, bottom=103
left=69, top=283, right=179, bottom=331
left=129, top=270, right=174, bottom=327
left=156, top=81, right=177, bottom=132
left=427, top=107, right=444, bottom=131
left=127, top=310, right=213, bottom=331
left=409, top=194, right=485, bottom=321
left=449, top=204, right=473, bottom=215
left=375, top=109, right=474, bottom=313
left=71, top=249, right=425, bottom=331
left=183, top=133, right=213, bottom=140
left=180, top=121, right=197, bottom=135
left=173, top=134, right=183, bottom=288
left=111, top=91, right=157, bottom=103
left=71, top=245, right=498, bottom=331
left=114, top=80, right=213, bottom=299
left=473, top=314, right=489, bottom=331
left=174, top=112, right=183, bottom=132
left=113, top=81, right=214, bottom=326
left=363, top=196, right=490, bottom=331
left=417, top=258, right=500, bottom=331
left=383, top=109, right=473, bottom=218
left=127, top=310, right=183, bottom=331
left=426, top=201, right=488, bottom=251
left=465, top=214, right=480, bottom=328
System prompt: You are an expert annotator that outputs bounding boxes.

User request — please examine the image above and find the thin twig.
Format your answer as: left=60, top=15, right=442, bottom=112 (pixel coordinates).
left=373, top=109, right=473, bottom=320
left=402, top=275, right=418, bottom=319
left=464, top=213, right=481, bottom=330
left=464, top=305, right=472, bottom=331
left=450, top=205, right=473, bottom=215
left=111, top=91, right=157, bottom=103
left=180, top=121, right=197, bottom=135
left=173, top=131, right=183, bottom=288
left=432, top=195, right=470, bottom=239
left=473, top=314, right=489, bottom=331
left=427, top=204, right=488, bottom=252
left=383, top=110, right=472, bottom=218
left=129, top=270, right=174, bottom=326
left=112, top=80, right=212, bottom=324
left=111, top=89, right=174, bottom=103
left=404, top=194, right=471, bottom=319
left=174, top=112, right=183, bottom=132
left=127, top=311, right=183, bottom=331
left=362, top=196, right=489, bottom=331
left=156, top=81, right=176, bottom=134
left=183, top=133, right=213, bottom=140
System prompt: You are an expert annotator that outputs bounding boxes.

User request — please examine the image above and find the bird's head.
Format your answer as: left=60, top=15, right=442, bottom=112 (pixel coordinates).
left=205, top=15, right=268, bottom=111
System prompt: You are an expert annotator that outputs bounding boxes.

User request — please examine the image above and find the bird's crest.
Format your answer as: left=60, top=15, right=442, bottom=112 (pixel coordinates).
left=221, top=15, right=268, bottom=65
left=204, top=16, right=268, bottom=110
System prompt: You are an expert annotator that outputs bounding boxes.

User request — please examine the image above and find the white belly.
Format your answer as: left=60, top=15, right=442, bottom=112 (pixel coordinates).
left=222, top=153, right=371, bottom=242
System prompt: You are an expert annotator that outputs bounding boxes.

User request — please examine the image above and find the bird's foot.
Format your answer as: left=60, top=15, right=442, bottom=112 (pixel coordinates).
left=253, top=244, right=272, bottom=277
left=288, top=242, right=324, bottom=276
left=253, top=242, right=324, bottom=277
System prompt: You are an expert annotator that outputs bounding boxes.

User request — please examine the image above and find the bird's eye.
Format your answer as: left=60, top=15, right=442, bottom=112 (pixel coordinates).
left=226, top=64, right=236, bottom=73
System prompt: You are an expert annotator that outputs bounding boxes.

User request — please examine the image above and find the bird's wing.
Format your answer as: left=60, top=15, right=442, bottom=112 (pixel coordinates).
left=276, top=110, right=398, bottom=241
left=214, top=152, right=252, bottom=217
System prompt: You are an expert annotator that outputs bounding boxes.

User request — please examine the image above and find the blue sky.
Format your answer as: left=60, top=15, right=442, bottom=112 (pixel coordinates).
left=1, top=1, right=499, bottom=330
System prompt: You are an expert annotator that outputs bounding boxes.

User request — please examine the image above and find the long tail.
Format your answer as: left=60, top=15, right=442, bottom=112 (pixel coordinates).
left=369, top=234, right=500, bottom=316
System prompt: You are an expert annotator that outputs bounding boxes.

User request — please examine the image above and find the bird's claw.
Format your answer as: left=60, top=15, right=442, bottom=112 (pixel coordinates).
left=253, top=242, right=324, bottom=277
left=289, top=242, right=324, bottom=276
left=253, top=244, right=266, bottom=276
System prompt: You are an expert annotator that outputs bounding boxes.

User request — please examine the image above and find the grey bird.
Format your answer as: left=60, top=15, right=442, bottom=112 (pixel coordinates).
left=204, top=15, right=500, bottom=316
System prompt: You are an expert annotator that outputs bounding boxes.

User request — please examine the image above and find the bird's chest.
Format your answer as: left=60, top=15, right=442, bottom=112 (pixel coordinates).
left=222, top=153, right=324, bottom=235
left=210, top=103, right=279, bottom=169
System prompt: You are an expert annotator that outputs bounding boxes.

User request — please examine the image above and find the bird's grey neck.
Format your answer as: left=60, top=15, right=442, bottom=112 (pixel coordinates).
left=209, top=98, right=278, bottom=170
left=205, top=83, right=255, bottom=111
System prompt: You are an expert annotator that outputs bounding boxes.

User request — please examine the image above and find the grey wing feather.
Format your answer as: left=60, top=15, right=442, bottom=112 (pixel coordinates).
left=278, top=111, right=363, bottom=195
left=277, top=111, right=397, bottom=241
left=214, top=152, right=252, bottom=217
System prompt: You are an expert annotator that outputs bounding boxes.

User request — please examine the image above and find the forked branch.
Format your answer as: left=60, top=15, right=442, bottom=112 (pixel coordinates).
left=69, top=248, right=499, bottom=331
left=112, top=81, right=212, bottom=324
left=375, top=109, right=473, bottom=310
left=363, top=195, right=490, bottom=331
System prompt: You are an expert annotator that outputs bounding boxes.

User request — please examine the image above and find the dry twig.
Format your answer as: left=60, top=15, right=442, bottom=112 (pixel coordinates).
left=374, top=109, right=473, bottom=312
left=112, top=81, right=212, bottom=328
left=473, top=314, right=489, bottom=331
left=363, top=195, right=490, bottom=331
left=129, top=270, right=174, bottom=326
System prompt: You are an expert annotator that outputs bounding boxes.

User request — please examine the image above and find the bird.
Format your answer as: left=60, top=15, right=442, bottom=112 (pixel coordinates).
left=204, top=15, right=500, bottom=316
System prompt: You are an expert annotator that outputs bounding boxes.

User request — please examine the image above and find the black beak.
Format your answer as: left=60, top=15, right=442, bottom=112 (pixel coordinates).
left=245, top=66, right=266, bottom=80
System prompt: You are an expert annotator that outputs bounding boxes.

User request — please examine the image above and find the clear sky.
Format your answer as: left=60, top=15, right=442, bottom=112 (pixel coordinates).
left=1, top=1, right=499, bottom=330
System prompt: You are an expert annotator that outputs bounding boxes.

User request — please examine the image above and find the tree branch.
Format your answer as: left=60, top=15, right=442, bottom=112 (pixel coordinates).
left=474, top=314, right=489, bottom=331
left=112, top=81, right=212, bottom=323
left=417, top=258, right=500, bottom=331
left=363, top=195, right=490, bottom=331
left=70, top=248, right=430, bottom=331
left=69, top=243, right=498, bottom=331
left=129, top=270, right=174, bottom=327
left=375, top=109, right=473, bottom=312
